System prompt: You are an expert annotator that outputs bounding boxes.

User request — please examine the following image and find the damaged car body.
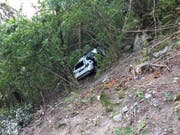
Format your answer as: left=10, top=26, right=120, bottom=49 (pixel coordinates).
left=73, top=49, right=97, bottom=80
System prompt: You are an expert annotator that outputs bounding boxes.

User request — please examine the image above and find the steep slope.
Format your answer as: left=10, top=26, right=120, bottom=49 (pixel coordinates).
left=20, top=42, right=180, bottom=135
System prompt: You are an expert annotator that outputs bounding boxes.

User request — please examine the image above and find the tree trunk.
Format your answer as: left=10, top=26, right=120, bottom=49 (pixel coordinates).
left=55, top=5, right=64, bottom=47
left=78, top=22, right=83, bottom=50
left=60, top=29, right=64, bottom=46
left=106, top=30, right=119, bottom=61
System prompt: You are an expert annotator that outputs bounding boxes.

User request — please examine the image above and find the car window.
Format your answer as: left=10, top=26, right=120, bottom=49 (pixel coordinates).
left=86, top=53, right=94, bottom=60
left=74, top=61, right=84, bottom=70
left=86, top=56, right=91, bottom=60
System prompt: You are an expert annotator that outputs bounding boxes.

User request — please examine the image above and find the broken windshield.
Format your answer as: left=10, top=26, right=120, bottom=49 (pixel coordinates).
left=74, top=61, right=84, bottom=70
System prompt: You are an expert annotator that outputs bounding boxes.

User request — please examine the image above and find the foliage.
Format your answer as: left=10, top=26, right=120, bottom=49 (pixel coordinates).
left=156, top=0, right=178, bottom=24
left=118, top=90, right=125, bottom=99
left=115, top=127, right=135, bottom=135
left=136, top=90, right=145, bottom=100
left=96, top=51, right=114, bottom=71
left=132, top=0, right=178, bottom=27
left=100, top=91, right=113, bottom=112
left=0, top=1, right=178, bottom=134
left=0, top=0, right=178, bottom=109
left=0, top=2, right=17, bottom=23
left=174, top=104, right=180, bottom=120
left=0, top=0, right=130, bottom=107
left=0, top=104, right=32, bottom=135
left=65, top=92, right=79, bottom=104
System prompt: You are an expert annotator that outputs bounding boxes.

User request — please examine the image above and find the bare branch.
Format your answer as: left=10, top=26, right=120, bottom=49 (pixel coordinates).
left=122, top=0, right=132, bottom=31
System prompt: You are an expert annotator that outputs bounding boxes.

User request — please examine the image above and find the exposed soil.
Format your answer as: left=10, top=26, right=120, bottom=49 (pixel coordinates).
left=20, top=49, right=180, bottom=135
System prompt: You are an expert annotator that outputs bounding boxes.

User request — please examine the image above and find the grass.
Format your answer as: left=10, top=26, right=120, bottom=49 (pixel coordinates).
left=139, top=121, right=148, bottom=134
left=136, top=90, right=145, bottom=100
left=115, top=127, right=136, bottom=135
left=100, top=91, right=113, bottom=112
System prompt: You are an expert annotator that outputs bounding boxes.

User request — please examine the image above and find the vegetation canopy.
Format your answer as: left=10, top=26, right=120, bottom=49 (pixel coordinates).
left=0, top=0, right=178, bottom=108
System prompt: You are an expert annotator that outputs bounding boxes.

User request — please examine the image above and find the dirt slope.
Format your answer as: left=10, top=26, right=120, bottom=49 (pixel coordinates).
left=20, top=49, right=180, bottom=135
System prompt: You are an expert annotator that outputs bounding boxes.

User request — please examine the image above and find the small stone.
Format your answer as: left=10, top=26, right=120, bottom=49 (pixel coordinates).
left=122, top=106, right=128, bottom=113
left=109, top=112, right=113, bottom=118
left=113, top=114, right=122, bottom=122
left=48, top=120, right=52, bottom=123
left=145, top=93, right=152, bottom=99
left=97, top=95, right=100, bottom=101
left=147, top=89, right=153, bottom=94
left=128, top=94, right=133, bottom=98
left=102, top=76, right=109, bottom=83
left=134, top=102, right=138, bottom=107
left=153, top=46, right=169, bottom=58
left=114, top=100, right=122, bottom=105
left=173, top=77, right=179, bottom=83
left=153, top=100, right=160, bottom=107
left=164, top=128, right=173, bottom=133
left=124, top=44, right=132, bottom=51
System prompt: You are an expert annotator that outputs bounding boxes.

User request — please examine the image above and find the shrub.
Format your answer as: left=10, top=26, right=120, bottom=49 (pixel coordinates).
left=0, top=104, right=33, bottom=135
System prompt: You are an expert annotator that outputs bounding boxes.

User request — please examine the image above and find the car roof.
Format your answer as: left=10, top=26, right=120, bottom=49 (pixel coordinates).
left=76, top=48, right=97, bottom=64
left=78, top=56, right=85, bottom=62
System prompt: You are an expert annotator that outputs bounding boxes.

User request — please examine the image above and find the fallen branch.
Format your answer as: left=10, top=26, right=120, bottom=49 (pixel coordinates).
left=37, top=62, right=72, bottom=85
left=118, top=23, right=179, bottom=33
left=129, top=61, right=151, bottom=79
left=150, top=63, right=170, bottom=71
left=152, top=32, right=179, bottom=48
left=166, top=52, right=180, bottom=61
left=153, top=0, right=157, bottom=37
left=122, top=0, right=132, bottom=31
left=129, top=60, right=171, bottom=79
left=151, top=52, right=180, bottom=64
left=176, top=7, right=180, bottom=11
left=40, top=91, right=46, bottom=110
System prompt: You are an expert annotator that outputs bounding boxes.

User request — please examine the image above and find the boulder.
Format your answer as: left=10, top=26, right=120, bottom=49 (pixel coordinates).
left=133, top=33, right=150, bottom=52
left=113, top=113, right=122, bottom=122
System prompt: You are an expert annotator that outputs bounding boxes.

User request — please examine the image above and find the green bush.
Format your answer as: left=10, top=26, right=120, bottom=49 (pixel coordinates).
left=115, top=127, right=136, bottom=135
left=0, top=104, right=33, bottom=135
left=156, top=0, right=178, bottom=24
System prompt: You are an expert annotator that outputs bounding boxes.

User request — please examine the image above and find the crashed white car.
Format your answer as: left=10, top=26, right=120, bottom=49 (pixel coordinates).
left=73, top=49, right=97, bottom=80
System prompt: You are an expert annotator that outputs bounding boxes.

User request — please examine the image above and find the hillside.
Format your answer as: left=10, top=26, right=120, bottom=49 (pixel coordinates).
left=20, top=40, right=180, bottom=135
left=0, top=0, right=180, bottom=135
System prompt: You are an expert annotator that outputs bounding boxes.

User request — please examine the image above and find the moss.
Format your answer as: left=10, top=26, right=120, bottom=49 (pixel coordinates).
left=174, top=94, right=180, bottom=102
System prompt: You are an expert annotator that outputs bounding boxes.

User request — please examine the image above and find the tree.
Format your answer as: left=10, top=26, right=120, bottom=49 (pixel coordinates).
left=0, top=2, right=17, bottom=23
left=0, top=0, right=176, bottom=107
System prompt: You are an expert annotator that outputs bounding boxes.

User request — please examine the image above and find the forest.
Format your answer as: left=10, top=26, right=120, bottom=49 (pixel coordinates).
left=0, top=0, right=179, bottom=134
